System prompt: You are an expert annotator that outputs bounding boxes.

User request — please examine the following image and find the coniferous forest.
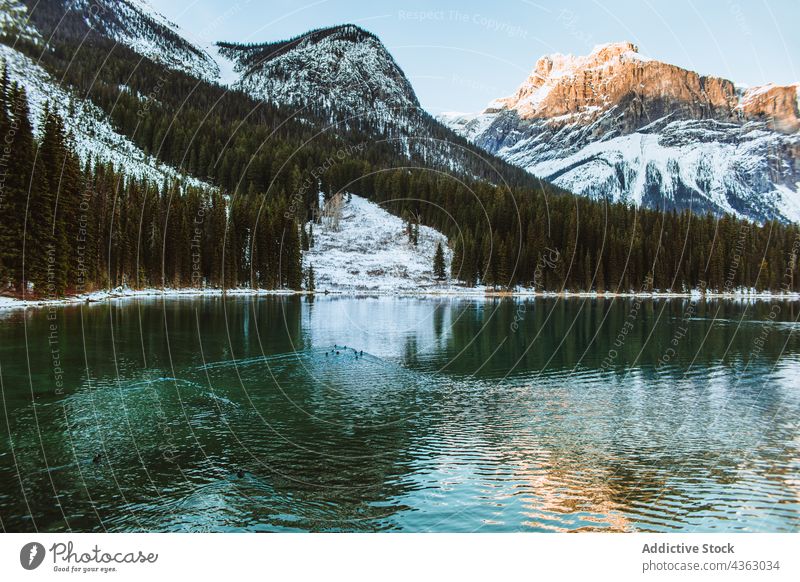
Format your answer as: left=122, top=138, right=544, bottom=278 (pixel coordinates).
left=1, top=2, right=799, bottom=298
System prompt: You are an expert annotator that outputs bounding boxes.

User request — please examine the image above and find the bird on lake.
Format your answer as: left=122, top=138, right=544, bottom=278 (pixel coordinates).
left=236, top=469, right=244, bottom=479
left=92, top=453, right=102, bottom=464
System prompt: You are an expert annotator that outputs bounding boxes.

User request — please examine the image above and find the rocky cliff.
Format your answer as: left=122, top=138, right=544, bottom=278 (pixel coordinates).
left=441, top=42, right=800, bottom=223
left=487, top=42, right=798, bottom=134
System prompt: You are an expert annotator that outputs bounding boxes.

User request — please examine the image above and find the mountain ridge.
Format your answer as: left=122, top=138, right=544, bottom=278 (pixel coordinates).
left=482, top=41, right=799, bottom=133
left=441, top=41, right=800, bottom=223
left=217, top=24, right=422, bottom=122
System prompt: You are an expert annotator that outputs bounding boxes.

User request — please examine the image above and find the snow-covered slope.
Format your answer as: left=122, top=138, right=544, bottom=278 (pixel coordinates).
left=217, top=24, right=503, bottom=179
left=218, top=25, right=420, bottom=125
left=440, top=42, right=800, bottom=223
left=24, top=0, right=221, bottom=82
left=0, top=43, right=211, bottom=188
left=494, top=117, right=800, bottom=221
left=84, top=0, right=220, bottom=81
left=0, top=0, right=40, bottom=43
left=217, top=23, right=516, bottom=181
left=303, top=194, right=451, bottom=292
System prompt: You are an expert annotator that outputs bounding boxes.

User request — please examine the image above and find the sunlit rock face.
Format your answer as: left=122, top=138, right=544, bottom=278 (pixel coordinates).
left=441, top=43, right=800, bottom=222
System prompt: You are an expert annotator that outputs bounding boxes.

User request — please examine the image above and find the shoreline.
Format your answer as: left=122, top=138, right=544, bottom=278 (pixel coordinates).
left=1, top=286, right=799, bottom=310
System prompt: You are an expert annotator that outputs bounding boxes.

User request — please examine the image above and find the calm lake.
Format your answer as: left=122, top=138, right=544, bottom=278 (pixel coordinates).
left=1, top=296, right=798, bottom=532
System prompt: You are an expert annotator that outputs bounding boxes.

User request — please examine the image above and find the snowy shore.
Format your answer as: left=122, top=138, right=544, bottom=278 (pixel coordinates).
left=1, top=285, right=798, bottom=311
left=0, top=287, right=299, bottom=310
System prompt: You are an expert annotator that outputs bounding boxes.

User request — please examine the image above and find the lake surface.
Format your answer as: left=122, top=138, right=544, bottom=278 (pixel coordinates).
left=0, top=296, right=798, bottom=532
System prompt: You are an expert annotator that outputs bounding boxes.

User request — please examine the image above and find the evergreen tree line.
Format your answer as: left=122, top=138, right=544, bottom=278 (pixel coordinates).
left=2, top=61, right=799, bottom=296
left=342, top=170, right=800, bottom=292
left=0, top=73, right=303, bottom=297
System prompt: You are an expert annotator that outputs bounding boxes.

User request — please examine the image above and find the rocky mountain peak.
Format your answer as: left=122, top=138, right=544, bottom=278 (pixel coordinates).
left=218, top=24, right=421, bottom=116
left=739, top=83, right=800, bottom=133
left=218, top=24, right=381, bottom=73
left=486, top=42, right=799, bottom=135
left=531, top=41, right=642, bottom=81
left=441, top=42, right=800, bottom=223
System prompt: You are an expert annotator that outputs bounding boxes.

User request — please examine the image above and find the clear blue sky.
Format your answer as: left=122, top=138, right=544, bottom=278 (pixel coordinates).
left=148, top=0, right=800, bottom=114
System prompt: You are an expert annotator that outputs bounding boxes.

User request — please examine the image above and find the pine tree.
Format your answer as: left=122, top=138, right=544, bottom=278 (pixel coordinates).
left=3, top=87, right=50, bottom=294
left=39, top=105, right=80, bottom=295
left=0, top=62, right=7, bottom=148
left=26, top=144, right=53, bottom=296
left=450, top=236, right=463, bottom=281
left=301, top=223, right=309, bottom=251
left=433, top=241, right=446, bottom=280
left=306, top=264, right=315, bottom=292
left=283, top=219, right=302, bottom=289
left=0, top=61, right=12, bottom=289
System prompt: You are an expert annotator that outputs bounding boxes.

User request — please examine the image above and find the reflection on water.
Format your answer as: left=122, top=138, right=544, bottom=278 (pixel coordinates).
left=0, top=296, right=798, bottom=532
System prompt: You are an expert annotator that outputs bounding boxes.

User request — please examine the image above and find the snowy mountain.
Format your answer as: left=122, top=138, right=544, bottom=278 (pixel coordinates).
left=440, top=42, right=800, bottom=223
left=85, top=0, right=220, bottom=81
left=218, top=25, right=421, bottom=127
left=13, top=0, right=220, bottom=81
left=0, top=0, right=40, bottom=43
left=9, top=2, right=539, bottom=187
left=304, top=194, right=451, bottom=292
left=216, top=23, right=526, bottom=182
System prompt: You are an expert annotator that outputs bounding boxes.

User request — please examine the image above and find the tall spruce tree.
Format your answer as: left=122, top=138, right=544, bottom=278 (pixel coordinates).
left=39, top=105, right=81, bottom=295
left=433, top=241, right=446, bottom=280
left=306, top=264, right=315, bottom=292
left=0, top=61, right=12, bottom=289
left=283, top=218, right=302, bottom=289
left=3, top=86, right=50, bottom=294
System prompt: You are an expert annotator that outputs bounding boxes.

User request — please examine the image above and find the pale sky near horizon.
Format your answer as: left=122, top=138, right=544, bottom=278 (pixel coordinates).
left=147, top=0, right=800, bottom=115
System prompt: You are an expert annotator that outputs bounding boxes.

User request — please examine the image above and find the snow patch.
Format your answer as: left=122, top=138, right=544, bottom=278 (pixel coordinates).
left=438, top=111, right=499, bottom=141
left=205, top=43, right=239, bottom=86
left=303, top=194, right=452, bottom=292
left=0, top=287, right=298, bottom=310
left=0, top=0, right=40, bottom=43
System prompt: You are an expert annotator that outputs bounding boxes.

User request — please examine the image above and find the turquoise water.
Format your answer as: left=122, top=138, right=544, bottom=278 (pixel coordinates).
left=0, top=296, right=798, bottom=532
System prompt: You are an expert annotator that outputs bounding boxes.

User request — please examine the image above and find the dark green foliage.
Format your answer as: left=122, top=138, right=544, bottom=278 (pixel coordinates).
left=350, top=170, right=800, bottom=292
left=38, top=104, right=83, bottom=295
left=433, top=242, right=446, bottom=280
left=0, top=85, right=38, bottom=292
left=306, top=264, right=315, bottom=292
left=0, top=89, right=304, bottom=296
left=0, top=62, right=15, bottom=288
